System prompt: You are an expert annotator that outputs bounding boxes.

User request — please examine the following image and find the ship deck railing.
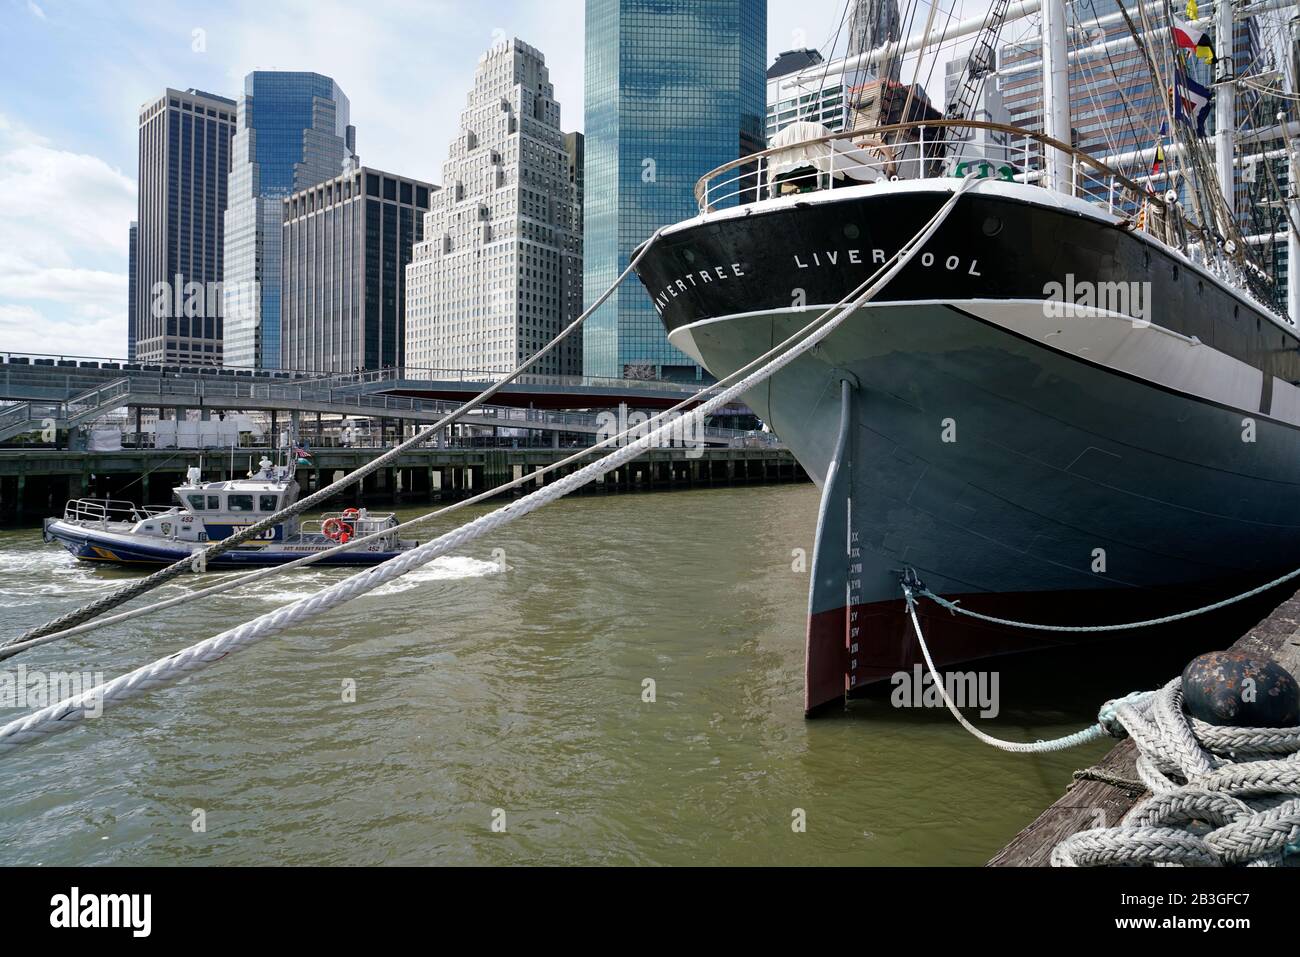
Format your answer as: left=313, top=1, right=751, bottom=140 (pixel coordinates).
left=63, top=498, right=171, bottom=527
left=696, top=118, right=1227, bottom=272
left=301, top=512, right=397, bottom=541
left=699, top=119, right=1161, bottom=210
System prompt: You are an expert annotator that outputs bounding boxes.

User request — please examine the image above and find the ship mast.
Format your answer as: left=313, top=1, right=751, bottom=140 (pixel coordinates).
left=1041, top=0, right=1071, bottom=192
left=1288, top=12, right=1300, bottom=322
left=1289, top=123, right=1299, bottom=321
left=1214, top=0, right=1236, bottom=213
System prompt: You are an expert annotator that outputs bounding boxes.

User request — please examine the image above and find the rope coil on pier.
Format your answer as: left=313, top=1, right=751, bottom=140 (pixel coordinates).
left=1051, top=679, right=1300, bottom=867
left=902, top=574, right=1300, bottom=866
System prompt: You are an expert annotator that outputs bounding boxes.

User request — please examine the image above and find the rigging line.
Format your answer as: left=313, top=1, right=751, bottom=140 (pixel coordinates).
left=919, top=0, right=961, bottom=101
left=1238, top=82, right=1299, bottom=259
left=114, top=450, right=186, bottom=492
left=7, top=178, right=990, bottom=660
left=1167, top=39, right=1273, bottom=291
left=1143, top=4, right=1210, bottom=228
left=971, top=6, right=1022, bottom=124
left=944, top=0, right=1000, bottom=120
left=6, top=220, right=673, bottom=650
left=959, top=0, right=1050, bottom=127
left=806, top=0, right=852, bottom=124
left=1120, top=0, right=1214, bottom=247
left=899, top=0, right=940, bottom=130
left=1240, top=79, right=1300, bottom=101
left=1069, top=17, right=1136, bottom=162
left=1081, top=0, right=1164, bottom=166
left=878, top=0, right=921, bottom=95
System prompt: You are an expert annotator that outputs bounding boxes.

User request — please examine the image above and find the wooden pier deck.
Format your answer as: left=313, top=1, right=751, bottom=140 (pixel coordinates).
left=989, top=590, right=1300, bottom=866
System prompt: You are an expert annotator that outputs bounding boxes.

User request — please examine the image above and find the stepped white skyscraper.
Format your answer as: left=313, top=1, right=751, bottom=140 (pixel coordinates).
left=405, top=39, right=581, bottom=375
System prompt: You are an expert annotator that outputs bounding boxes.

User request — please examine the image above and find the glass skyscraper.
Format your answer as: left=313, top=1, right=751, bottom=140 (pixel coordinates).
left=583, top=0, right=766, bottom=381
left=223, top=72, right=356, bottom=369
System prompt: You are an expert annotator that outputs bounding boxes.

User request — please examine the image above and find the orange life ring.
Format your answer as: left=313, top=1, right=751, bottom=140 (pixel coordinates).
left=323, top=518, right=344, bottom=541
left=343, top=508, right=360, bottom=518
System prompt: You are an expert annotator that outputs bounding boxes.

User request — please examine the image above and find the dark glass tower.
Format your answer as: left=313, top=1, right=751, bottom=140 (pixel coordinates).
left=134, top=88, right=235, bottom=365
left=583, top=0, right=766, bottom=381
left=223, top=72, right=356, bottom=369
left=127, top=221, right=137, bottom=361
left=281, top=167, right=434, bottom=372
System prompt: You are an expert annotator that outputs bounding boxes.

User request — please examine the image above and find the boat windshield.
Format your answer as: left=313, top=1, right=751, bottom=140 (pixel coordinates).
left=179, top=493, right=219, bottom=512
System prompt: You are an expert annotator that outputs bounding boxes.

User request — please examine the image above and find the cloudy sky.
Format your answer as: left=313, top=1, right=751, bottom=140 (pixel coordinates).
left=0, top=0, right=989, bottom=360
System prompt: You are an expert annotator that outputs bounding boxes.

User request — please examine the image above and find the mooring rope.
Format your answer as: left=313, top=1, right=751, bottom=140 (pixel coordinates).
left=900, top=581, right=1142, bottom=752
left=1051, top=679, right=1300, bottom=867
left=0, top=175, right=984, bottom=757
left=3, top=178, right=982, bottom=663
left=5, top=224, right=673, bottom=649
left=901, top=577, right=1300, bottom=866
left=912, top=563, right=1300, bottom=633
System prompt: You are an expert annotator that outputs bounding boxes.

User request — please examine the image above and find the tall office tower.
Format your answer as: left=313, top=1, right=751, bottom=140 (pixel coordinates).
left=405, top=39, right=582, bottom=376
left=765, top=49, right=838, bottom=139
left=847, top=0, right=901, bottom=81
left=127, top=221, right=137, bottom=361
left=134, top=88, right=236, bottom=366
left=563, top=131, right=585, bottom=333
left=281, top=167, right=435, bottom=373
left=223, top=72, right=357, bottom=370
left=583, top=0, right=766, bottom=381
left=564, top=131, right=584, bottom=233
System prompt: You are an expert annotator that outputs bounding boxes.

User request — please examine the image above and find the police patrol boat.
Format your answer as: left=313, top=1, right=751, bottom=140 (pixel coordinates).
left=43, top=453, right=415, bottom=568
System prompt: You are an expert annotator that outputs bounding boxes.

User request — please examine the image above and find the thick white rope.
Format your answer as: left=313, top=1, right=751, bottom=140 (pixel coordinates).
left=0, top=176, right=983, bottom=757
left=7, top=224, right=672, bottom=648
left=1051, top=679, right=1300, bottom=867
left=900, top=583, right=1138, bottom=752
left=5, top=180, right=977, bottom=662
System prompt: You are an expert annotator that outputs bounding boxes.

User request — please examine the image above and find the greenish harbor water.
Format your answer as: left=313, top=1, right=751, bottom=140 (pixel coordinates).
left=1, top=482, right=1199, bottom=866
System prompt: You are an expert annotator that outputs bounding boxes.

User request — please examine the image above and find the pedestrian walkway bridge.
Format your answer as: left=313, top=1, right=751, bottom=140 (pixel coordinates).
left=0, top=355, right=768, bottom=448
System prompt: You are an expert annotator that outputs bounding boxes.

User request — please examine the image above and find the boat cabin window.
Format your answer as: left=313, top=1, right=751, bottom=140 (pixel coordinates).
left=259, top=494, right=280, bottom=512
left=186, top=494, right=206, bottom=511
left=227, top=494, right=255, bottom=512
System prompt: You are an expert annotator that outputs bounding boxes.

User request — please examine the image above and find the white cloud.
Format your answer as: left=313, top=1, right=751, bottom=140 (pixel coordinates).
left=0, top=145, right=135, bottom=259
left=0, top=305, right=124, bottom=359
left=0, top=258, right=125, bottom=306
left=0, top=116, right=134, bottom=359
left=27, top=1, right=46, bottom=20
